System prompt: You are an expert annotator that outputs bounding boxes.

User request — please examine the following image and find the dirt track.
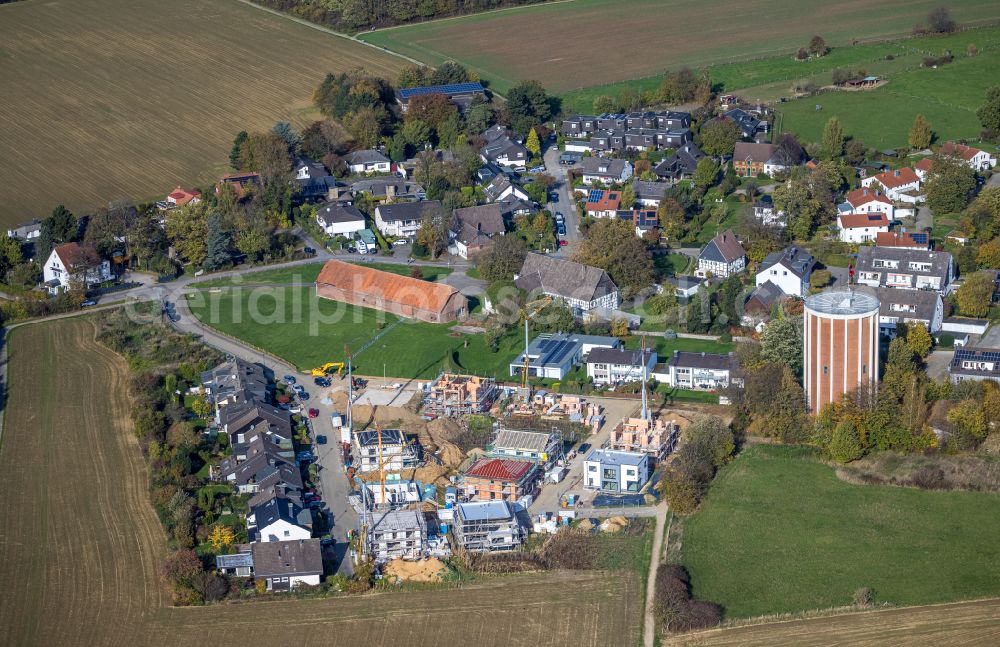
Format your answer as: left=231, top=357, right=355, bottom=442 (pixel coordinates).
left=665, top=597, right=1000, bottom=647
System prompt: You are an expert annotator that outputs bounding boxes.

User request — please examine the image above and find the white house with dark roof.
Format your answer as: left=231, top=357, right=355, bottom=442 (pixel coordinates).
left=316, top=203, right=366, bottom=237
left=514, top=253, right=619, bottom=314
left=665, top=276, right=702, bottom=299
left=854, top=247, right=953, bottom=293
left=756, top=245, right=815, bottom=297
left=480, top=128, right=529, bottom=169
left=697, top=229, right=745, bottom=278
left=374, top=200, right=441, bottom=238
left=652, top=350, right=741, bottom=391
left=345, top=149, right=391, bottom=174
left=632, top=180, right=671, bottom=207
left=450, top=203, right=507, bottom=259
left=585, top=347, right=657, bottom=386
left=7, top=219, right=42, bottom=240
left=293, top=155, right=329, bottom=180
left=483, top=174, right=530, bottom=203
left=578, top=157, right=633, bottom=185
left=654, top=142, right=704, bottom=180
left=948, top=347, right=1000, bottom=383
left=875, top=287, right=943, bottom=337
left=247, top=496, right=311, bottom=543
left=251, top=539, right=322, bottom=591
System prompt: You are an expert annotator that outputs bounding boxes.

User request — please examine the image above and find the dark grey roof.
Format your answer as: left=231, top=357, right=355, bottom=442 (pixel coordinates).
left=949, top=347, right=1000, bottom=377
left=293, top=155, right=329, bottom=179
left=515, top=253, right=618, bottom=303
left=345, top=149, right=390, bottom=165
left=632, top=180, right=670, bottom=200
left=202, top=358, right=269, bottom=403
left=587, top=347, right=654, bottom=367
left=745, top=281, right=784, bottom=310
left=699, top=230, right=745, bottom=264
left=760, top=245, right=815, bottom=279
left=249, top=496, right=307, bottom=537
left=317, top=203, right=365, bottom=226
left=876, top=287, right=940, bottom=321
left=668, top=351, right=739, bottom=371
left=481, top=137, right=528, bottom=161
left=855, top=247, right=953, bottom=285
left=376, top=200, right=441, bottom=222
left=251, top=539, right=322, bottom=578
left=579, top=156, right=628, bottom=177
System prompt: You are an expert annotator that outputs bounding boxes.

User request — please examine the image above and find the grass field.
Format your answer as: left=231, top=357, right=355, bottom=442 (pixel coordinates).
left=0, top=0, right=405, bottom=226
left=359, top=0, right=1000, bottom=96
left=681, top=445, right=1000, bottom=620
left=0, top=316, right=646, bottom=646
left=186, top=287, right=519, bottom=378
left=191, top=261, right=454, bottom=287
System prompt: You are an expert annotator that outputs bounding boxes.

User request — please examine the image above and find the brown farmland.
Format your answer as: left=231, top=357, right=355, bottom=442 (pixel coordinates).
left=0, top=316, right=641, bottom=647
left=0, top=0, right=405, bottom=226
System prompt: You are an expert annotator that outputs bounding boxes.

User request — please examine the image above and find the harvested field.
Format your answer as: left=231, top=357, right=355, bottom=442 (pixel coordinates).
left=0, top=0, right=404, bottom=226
left=664, top=597, right=1000, bottom=647
left=0, top=316, right=643, bottom=646
left=360, top=0, right=1000, bottom=94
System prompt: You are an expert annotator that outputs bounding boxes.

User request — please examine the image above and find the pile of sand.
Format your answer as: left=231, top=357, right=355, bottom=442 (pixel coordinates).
left=600, top=516, right=629, bottom=533
left=384, top=557, right=448, bottom=583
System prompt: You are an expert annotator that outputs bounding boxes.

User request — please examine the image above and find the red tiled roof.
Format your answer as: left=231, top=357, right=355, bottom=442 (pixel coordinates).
left=876, top=231, right=927, bottom=248
left=940, top=141, right=982, bottom=161
left=845, top=187, right=892, bottom=207
left=315, top=259, right=462, bottom=313
left=167, top=185, right=201, bottom=205
left=871, top=167, right=919, bottom=189
left=53, top=242, right=101, bottom=269
left=839, top=212, right=889, bottom=229
left=585, top=190, right=622, bottom=212
left=464, top=457, right=533, bottom=481
left=915, top=158, right=933, bottom=172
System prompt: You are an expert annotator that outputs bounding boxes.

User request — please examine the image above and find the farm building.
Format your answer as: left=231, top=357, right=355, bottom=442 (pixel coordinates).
left=514, top=253, right=620, bottom=314
left=315, top=259, right=467, bottom=323
left=423, top=373, right=500, bottom=417
left=453, top=501, right=523, bottom=552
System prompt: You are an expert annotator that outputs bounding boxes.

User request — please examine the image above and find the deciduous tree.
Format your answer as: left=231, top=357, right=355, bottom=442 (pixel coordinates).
left=977, top=86, right=1000, bottom=138
left=829, top=419, right=863, bottom=463
left=574, top=218, right=654, bottom=298
left=954, top=270, right=995, bottom=316
left=700, top=119, right=741, bottom=156
left=925, top=152, right=976, bottom=214
left=760, top=315, right=803, bottom=375
left=208, top=525, right=236, bottom=552
left=821, top=116, right=845, bottom=159
left=692, top=157, right=720, bottom=189
left=908, top=114, right=933, bottom=149
left=477, top=235, right=527, bottom=283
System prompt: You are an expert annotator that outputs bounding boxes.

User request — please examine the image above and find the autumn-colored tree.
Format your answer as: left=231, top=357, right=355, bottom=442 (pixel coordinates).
left=657, top=198, right=686, bottom=241
left=904, top=322, right=933, bottom=358
left=954, top=270, right=995, bottom=317
left=610, top=318, right=630, bottom=339
left=404, top=93, right=457, bottom=130
left=525, top=128, right=541, bottom=158
left=977, top=237, right=1000, bottom=268
left=208, top=525, right=236, bottom=552
left=908, top=114, right=933, bottom=149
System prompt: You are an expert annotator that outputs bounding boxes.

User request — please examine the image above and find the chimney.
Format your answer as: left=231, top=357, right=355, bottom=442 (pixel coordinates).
left=894, top=169, right=900, bottom=177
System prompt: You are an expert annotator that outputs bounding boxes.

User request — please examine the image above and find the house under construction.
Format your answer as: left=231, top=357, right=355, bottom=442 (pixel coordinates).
left=423, top=373, right=500, bottom=417
left=352, top=429, right=420, bottom=473
left=367, top=509, right=428, bottom=562
left=610, top=416, right=679, bottom=461
left=453, top=501, right=523, bottom=552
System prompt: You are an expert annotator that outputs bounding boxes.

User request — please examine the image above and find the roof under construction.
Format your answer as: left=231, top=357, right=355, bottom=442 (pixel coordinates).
left=493, top=429, right=552, bottom=453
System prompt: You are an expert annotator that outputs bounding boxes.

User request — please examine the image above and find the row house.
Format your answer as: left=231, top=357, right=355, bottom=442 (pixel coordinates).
left=854, top=247, right=954, bottom=293
left=876, top=287, right=944, bottom=337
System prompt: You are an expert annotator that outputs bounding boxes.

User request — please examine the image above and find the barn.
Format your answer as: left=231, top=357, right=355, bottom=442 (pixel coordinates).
left=315, top=259, right=467, bottom=323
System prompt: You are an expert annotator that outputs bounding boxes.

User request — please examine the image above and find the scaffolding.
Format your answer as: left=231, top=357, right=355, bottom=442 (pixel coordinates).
left=453, top=501, right=523, bottom=553
left=423, top=372, right=500, bottom=417
left=367, top=509, right=428, bottom=563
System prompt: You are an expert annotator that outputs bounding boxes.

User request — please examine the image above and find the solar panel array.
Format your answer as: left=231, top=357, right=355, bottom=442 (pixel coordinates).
left=536, top=338, right=575, bottom=366
left=910, top=232, right=929, bottom=244
left=398, top=82, right=485, bottom=99
left=956, top=348, right=1000, bottom=362
left=588, top=189, right=605, bottom=203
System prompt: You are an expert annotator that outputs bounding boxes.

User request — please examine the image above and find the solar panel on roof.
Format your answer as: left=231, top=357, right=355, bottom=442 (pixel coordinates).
left=588, top=189, right=604, bottom=202
left=398, top=82, right=484, bottom=99
left=550, top=342, right=573, bottom=364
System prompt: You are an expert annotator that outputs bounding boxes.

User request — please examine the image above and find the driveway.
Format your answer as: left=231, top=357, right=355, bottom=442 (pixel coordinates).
left=916, top=205, right=932, bottom=232
left=543, top=144, right=582, bottom=242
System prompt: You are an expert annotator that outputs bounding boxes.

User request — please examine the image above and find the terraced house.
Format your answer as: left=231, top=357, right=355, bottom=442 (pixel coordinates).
left=854, top=247, right=954, bottom=293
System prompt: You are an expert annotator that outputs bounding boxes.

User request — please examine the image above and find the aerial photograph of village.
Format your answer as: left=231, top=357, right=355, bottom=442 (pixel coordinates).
left=1, top=0, right=1000, bottom=645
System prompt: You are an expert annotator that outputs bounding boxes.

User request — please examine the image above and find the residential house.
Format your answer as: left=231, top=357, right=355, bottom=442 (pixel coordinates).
left=514, top=253, right=620, bottom=313
left=219, top=400, right=293, bottom=459
left=626, top=111, right=692, bottom=130
left=948, top=347, right=1000, bottom=383
left=297, top=176, right=341, bottom=202
left=742, top=281, right=785, bottom=325
left=652, top=351, right=741, bottom=391
left=165, top=186, right=201, bottom=207
left=42, top=242, right=112, bottom=294
left=316, top=203, right=366, bottom=237
left=665, top=276, right=702, bottom=299
left=292, top=155, right=329, bottom=181
left=876, top=287, right=944, bottom=336
left=453, top=501, right=523, bottom=552
left=461, top=457, right=539, bottom=502
left=653, top=142, right=704, bottom=180
left=854, top=246, right=954, bottom=293
left=617, top=209, right=658, bottom=237
left=480, top=132, right=529, bottom=170
left=940, top=141, right=997, bottom=171
left=624, top=128, right=692, bottom=151
left=351, top=177, right=423, bottom=201
left=374, top=200, right=441, bottom=238
left=423, top=374, right=500, bottom=417
left=725, top=108, right=768, bottom=139
left=316, top=258, right=467, bottom=322
left=578, top=157, right=633, bottom=185
left=251, top=539, right=322, bottom=591
left=839, top=187, right=895, bottom=220
left=247, top=496, right=312, bottom=543
left=561, top=115, right=600, bottom=137
left=876, top=231, right=930, bottom=250
left=352, top=429, right=419, bottom=473
left=752, top=195, right=784, bottom=226
left=218, top=172, right=260, bottom=199
left=450, top=203, right=507, bottom=259
left=483, top=174, right=530, bottom=203
left=732, top=142, right=790, bottom=177
left=583, top=449, right=650, bottom=493
left=395, top=82, right=486, bottom=113
left=585, top=347, right=657, bottom=386
left=6, top=219, right=41, bottom=240
left=489, top=429, right=561, bottom=464
left=756, top=245, right=815, bottom=297
left=509, top=333, right=620, bottom=380
left=215, top=550, right=254, bottom=578
left=216, top=434, right=300, bottom=494
left=633, top=180, right=671, bottom=207
left=837, top=212, right=890, bottom=243
left=610, top=416, right=678, bottom=461
left=345, top=149, right=391, bottom=174
left=367, top=509, right=427, bottom=562
left=584, top=189, right=622, bottom=218
left=200, top=356, right=270, bottom=411
left=862, top=167, right=923, bottom=203
left=696, top=229, right=745, bottom=278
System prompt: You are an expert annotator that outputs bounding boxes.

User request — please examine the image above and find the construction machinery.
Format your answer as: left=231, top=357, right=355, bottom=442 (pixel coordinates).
left=310, top=362, right=345, bottom=378
left=518, top=296, right=553, bottom=390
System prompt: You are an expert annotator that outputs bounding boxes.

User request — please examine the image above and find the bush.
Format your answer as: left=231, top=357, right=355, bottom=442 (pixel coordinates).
left=853, top=586, right=875, bottom=607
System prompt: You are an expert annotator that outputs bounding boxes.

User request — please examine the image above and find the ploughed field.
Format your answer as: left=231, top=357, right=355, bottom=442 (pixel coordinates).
left=0, top=0, right=404, bottom=226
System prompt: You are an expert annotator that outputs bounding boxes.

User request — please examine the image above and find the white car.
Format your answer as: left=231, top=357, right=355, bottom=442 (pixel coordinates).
left=393, top=239, right=409, bottom=247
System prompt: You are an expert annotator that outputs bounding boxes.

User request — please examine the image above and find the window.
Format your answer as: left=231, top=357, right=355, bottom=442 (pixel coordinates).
left=284, top=530, right=290, bottom=537
left=823, top=366, right=828, bottom=375
left=862, top=364, right=867, bottom=374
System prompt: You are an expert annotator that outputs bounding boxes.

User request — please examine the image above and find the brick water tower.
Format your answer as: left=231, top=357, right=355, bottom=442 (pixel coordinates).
left=804, top=290, right=880, bottom=412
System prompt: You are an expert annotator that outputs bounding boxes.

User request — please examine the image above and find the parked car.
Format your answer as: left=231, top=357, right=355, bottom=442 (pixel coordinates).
left=298, top=391, right=310, bottom=401
left=316, top=435, right=328, bottom=445
left=549, top=192, right=559, bottom=202
left=556, top=223, right=566, bottom=236
left=529, top=165, right=545, bottom=173
left=81, top=299, right=97, bottom=307
left=296, top=451, right=315, bottom=462
left=292, top=384, right=305, bottom=395
left=283, top=375, right=297, bottom=385
left=555, top=212, right=564, bottom=221
left=314, top=376, right=331, bottom=387
left=393, top=238, right=408, bottom=247
left=578, top=443, right=591, bottom=454
left=308, top=408, right=319, bottom=419
left=303, top=246, right=316, bottom=255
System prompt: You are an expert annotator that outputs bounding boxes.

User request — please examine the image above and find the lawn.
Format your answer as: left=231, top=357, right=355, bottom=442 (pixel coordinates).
left=0, top=0, right=405, bottom=226
left=186, top=286, right=517, bottom=379
left=623, top=335, right=733, bottom=357
left=360, top=0, right=1000, bottom=96
left=682, top=444, right=1000, bottom=619
left=776, top=43, right=1000, bottom=148
left=191, top=261, right=453, bottom=287
left=654, top=253, right=692, bottom=278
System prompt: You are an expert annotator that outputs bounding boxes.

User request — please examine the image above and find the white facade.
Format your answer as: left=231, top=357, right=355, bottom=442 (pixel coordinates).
left=316, top=209, right=366, bottom=237
left=252, top=518, right=310, bottom=543
left=583, top=450, right=649, bottom=493
left=586, top=353, right=657, bottom=386
left=837, top=216, right=889, bottom=244
left=349, top=160, right=391, bottom=174
left=879, top=296, right=944, bottom=336
left=653, top=364, right=733, bottom=391
left=861, top=175, right=921, bottom=202
left=581, top=161, right=633, bottom=185
left=374, top=208, right=422, bottom=238
left=42, top=247, right=112, bottom=294
left=755, top=262, right=807, bottom=297
left=696, top=256, right=745, bottom=279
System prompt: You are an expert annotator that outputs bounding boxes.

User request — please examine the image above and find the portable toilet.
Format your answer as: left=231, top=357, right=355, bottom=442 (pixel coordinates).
left=440, top=523, right=448, bottom=534
left=445, top=486, right=457, bottom=505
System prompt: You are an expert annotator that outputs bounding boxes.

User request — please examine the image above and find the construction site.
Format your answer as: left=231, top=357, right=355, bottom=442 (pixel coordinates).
left=422, top=373, right=500, bottom=418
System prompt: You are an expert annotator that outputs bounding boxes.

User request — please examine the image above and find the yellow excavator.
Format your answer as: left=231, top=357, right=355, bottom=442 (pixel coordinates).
left=310, top=362, right=345, bottom=377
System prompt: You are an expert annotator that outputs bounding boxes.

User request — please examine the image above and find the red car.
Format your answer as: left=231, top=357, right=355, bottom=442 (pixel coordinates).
left=308, top=408, right=319, bottom=419
left=559, top=239, right=568, bottom=247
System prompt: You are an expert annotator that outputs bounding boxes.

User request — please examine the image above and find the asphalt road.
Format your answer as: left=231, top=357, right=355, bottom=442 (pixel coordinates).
left=544, top=143, right=582, bottom=242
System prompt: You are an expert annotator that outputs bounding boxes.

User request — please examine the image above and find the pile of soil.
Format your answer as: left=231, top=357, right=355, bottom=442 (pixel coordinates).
left=384, top=557, right=448, bottom=583
left=600, top=516, right=629, bottom=533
